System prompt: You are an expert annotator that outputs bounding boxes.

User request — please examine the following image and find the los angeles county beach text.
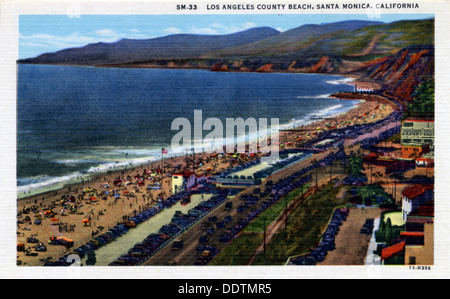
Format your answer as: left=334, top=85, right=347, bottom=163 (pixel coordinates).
left=176, top=2, right=420, bottom=11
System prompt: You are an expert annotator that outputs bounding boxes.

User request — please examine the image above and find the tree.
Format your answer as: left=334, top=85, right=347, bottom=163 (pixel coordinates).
left=348, top=154, right=363, bottom=177
left=385, top=217, right=392, bottom=245
left=404, top=79, right=434, bottom=119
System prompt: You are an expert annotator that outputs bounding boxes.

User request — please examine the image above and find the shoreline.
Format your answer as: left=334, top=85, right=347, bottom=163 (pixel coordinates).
left=16, top=96, right=361, bottom=201
left=16, top=69, right=361, bottom=201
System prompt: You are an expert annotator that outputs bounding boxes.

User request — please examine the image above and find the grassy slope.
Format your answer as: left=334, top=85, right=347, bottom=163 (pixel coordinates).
left=203, top=19, right=434, bottom=63
left=210, top=183, right=347, bottom=265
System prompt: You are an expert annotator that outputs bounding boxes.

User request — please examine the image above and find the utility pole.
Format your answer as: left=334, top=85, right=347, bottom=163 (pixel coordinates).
left=263, top=217, right=267, bottom=254
left=284, top=196, right=288, bottom=229
left=329, top=161, right=333, bottom=182
left=370, top=164, right=373, bottom=184
left=315, top=166, right=318, bottom=190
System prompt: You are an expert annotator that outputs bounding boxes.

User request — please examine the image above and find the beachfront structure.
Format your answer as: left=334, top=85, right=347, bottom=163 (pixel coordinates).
left=353, top=83, right=374, bottom=93
left=400, top=118, right=434, bottom=159
left=171, top=171, right=205, bottom=194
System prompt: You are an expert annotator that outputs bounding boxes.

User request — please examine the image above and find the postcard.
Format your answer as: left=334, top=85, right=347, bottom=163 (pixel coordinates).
left=1, top=0, right=449, bottom=280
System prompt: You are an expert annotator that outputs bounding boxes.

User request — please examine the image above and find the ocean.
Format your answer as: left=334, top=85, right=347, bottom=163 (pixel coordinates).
left=17, top=64, right=356, bottom=196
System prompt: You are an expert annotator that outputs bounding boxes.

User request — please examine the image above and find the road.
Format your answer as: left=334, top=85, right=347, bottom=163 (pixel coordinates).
left=143, top=148, right=342, bottom=266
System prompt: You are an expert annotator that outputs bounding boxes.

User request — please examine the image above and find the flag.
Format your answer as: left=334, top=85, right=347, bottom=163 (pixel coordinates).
left=162, top=148, right=168, bottom=154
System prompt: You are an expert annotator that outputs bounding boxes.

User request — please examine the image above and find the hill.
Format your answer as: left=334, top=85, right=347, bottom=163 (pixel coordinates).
left=349, top=44, right=434, bottom=101
left=18, top=27, right=280, bottom=65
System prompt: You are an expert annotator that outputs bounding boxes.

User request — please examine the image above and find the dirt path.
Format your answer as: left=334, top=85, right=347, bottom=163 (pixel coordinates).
left=347, top=34, right=382, bottom=57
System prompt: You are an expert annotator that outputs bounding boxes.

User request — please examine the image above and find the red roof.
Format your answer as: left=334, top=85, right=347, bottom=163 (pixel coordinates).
left=400, top=232, right=424, bottom=237
left=381, top=241, right=406, bottom=259
left=403, top=118, right=434, bottom=123
left=402, top=184, right=425, bottom=199
left=173, top=171, right=196, bottom=178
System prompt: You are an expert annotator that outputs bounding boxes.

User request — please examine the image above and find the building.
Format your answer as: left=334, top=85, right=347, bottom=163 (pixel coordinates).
left=403, top=207, right=434, bottom=265
left=363, top=153, right=415, bottom=175
left=171, top=171, right=205, bottom=194
left=381, top=186, right=434, bottom=265
left=400, top=118, right=434, bottom=158
left=353, top=83, right=374, bottom=93
left=401, top=184, right=434, bottom=221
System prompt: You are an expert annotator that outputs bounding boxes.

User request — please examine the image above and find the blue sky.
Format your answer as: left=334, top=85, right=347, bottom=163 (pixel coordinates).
left=19, top=14, right=434, bottom=59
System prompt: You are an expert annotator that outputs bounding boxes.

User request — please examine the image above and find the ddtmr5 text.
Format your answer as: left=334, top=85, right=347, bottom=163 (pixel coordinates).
left=222, top=284, right=272, bottom=294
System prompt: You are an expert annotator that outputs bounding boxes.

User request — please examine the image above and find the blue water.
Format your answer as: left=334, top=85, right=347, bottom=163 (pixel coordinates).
left=17, top=64, right=356, bottom=194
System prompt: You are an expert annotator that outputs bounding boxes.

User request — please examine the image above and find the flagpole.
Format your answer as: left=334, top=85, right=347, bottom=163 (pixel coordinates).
left=161, top=148, right=164, bottom=174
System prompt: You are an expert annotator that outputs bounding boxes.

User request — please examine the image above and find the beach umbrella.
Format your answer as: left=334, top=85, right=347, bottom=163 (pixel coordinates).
left=123, top=190, right=130, bottom=195
left=82, top=219, right=90, bottom=223
left=50, top=218, right=59, bottom=222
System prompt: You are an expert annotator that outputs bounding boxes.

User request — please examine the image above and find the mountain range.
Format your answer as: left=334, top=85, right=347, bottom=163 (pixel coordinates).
left=18, top=18, right=435, bottom=101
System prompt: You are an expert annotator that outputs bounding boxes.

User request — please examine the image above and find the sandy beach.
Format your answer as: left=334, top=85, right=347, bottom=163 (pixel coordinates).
left=16, top=87, right=395, bottom=266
